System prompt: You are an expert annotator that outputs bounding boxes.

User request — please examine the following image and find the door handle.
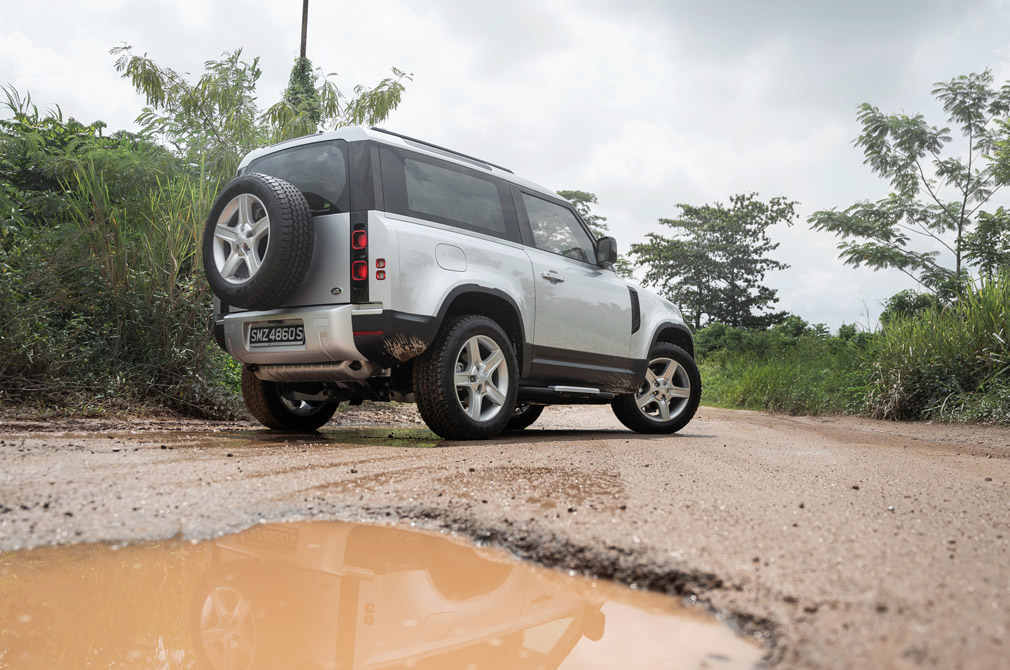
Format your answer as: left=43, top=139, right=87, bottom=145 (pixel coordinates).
left=541, top=270, right=565, bottom=283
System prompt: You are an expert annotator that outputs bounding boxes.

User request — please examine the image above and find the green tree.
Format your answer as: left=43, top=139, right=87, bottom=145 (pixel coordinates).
left=630, top=193, right=796, bottom=329
left=282, top=57, right=323, bottom=125
left=809, top=70, right=1010, bottom=292
left=111, top=46, right=410, bottom=179
left=878, top=288, right=938, bottom=326
left=1, top=86, right=175, bottom=228
left=963, top=207, right=1010, bottom=282
left=280, top=0, right=322, bottom=128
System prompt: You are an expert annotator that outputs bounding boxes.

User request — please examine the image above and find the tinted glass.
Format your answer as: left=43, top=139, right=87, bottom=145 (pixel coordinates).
left=522, top=194, right=596, bottom=263
left=249, top=141, right=348, bottom=213
left=404, top=158, right=506, bottom=234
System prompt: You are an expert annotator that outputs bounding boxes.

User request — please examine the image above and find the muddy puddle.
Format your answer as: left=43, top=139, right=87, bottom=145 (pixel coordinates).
left=0, top=520, right=763, bottom=669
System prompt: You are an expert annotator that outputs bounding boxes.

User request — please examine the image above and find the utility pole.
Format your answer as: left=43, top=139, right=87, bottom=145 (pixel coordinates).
left=300, top=0, right=309, bottom=59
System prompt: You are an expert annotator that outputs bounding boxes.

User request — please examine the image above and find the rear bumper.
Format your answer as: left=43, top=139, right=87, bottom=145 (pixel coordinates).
left=220, top=304, right=370, bottom=366
left=219, top=303, right=441, bottom=376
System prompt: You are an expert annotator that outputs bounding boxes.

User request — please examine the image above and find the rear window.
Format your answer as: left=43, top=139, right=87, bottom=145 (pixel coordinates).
left=379, top=146, right=519, bottom=242
left=247, top=140, right=349, bottom=214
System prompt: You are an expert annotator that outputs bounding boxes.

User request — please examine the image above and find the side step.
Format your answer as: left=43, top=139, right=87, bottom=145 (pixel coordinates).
left=517, top=385, right=616, bottom=404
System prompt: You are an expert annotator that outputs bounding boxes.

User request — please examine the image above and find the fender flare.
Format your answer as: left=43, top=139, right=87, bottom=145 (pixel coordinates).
left=648, top=321, right=695, bottom=359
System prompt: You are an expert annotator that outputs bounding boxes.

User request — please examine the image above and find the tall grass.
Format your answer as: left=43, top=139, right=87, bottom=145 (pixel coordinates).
left=700, top=334, right=871, bottom=415
left=0, top=159, right=239, bottom=416
left=698, top=274, right=1010, bottom=425
left=869, top=274, right=1010, bottom=422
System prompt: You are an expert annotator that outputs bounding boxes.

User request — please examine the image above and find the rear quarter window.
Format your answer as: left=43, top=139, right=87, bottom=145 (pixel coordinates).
left=247, top=140, right=349, bottom=214
left=379, top=146, right=519, bottom=242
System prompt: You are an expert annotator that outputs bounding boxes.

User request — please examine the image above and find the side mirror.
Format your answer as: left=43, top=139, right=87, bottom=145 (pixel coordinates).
left=596, top=236, right=618, bottom=266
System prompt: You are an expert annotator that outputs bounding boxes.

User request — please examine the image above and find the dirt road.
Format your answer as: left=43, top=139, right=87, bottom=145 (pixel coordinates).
left=1, top=405, right=1008, bottom=669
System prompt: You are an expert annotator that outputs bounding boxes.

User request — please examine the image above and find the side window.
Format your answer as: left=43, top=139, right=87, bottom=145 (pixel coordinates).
left=404, top=158, right=505, bottom=234
left=522, top=193, right=595, bottom=263
left=248, top=141, right=348, bottom=213
left=379, top=146, right=519, bottom=242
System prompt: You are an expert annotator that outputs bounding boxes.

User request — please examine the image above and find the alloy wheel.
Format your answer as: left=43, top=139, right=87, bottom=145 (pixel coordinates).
left=634, top=356, right=691, bottom=423
left=198, top=585, right=256, bottom=670
left=453, top=334, right=509, bottom=422
left=213, top=193, right=271, bottom=285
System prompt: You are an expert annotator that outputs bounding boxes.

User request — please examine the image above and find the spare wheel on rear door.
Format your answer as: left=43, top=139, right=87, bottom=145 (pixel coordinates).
left=202, top=173, right=314, bottom=310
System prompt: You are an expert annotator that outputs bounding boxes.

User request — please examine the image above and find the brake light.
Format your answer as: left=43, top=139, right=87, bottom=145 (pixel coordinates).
left=352, top=261, right=368, bottom=281
left=352, top=230, right=368, bottom=249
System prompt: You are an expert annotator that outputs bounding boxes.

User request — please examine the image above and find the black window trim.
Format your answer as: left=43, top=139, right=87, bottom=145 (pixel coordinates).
left=246, top=138, right=351, bottom=215
left=379, top=144, right=521, bottom=244
left=512, top=186, right=601, bottom=268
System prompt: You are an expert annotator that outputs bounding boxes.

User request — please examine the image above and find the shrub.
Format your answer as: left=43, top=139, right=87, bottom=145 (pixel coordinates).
left=868, top=274, right=1010, bottom=421
left=697, top=319, right=872, bottom=415
left=0, top=101, right=240, bottom=416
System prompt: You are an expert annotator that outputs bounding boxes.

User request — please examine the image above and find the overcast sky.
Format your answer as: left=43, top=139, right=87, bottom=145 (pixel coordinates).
left=4, top=0, right=1010, bottom=328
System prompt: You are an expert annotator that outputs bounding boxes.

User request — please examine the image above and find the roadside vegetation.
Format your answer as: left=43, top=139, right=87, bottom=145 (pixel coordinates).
left=699, top=273, right=1010, bottom=423
left=696, top=318, right=871, bottom=416
left=0, top=46, right=407, bottom=416
left=694, top=70, right=1010, bottom=425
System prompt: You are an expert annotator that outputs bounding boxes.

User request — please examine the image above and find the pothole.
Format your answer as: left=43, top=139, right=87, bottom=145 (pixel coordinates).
left=0, top=520, right=764, bottom=669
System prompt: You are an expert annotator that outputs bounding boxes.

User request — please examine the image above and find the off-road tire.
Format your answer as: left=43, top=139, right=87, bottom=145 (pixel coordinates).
left=241, top=368, right=337, bottom=432
left=413, top=315, right=519, bottom=440
left=611, top=343, right=701, bottom=434
left=202, top=173, right=314, bottom=310
left=504, top=402, right=545, bottom=432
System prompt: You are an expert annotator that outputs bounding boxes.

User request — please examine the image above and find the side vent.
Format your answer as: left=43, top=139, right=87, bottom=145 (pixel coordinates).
left=628, top=287, right=641, bottom=333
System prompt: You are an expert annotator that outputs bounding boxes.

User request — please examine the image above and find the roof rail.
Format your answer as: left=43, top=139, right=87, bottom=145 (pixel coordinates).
left=370, top=127, right=514, bottom=174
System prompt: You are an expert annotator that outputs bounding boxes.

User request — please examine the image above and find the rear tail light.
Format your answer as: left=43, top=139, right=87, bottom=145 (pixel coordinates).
left=376, top=270, right=386, bottom=280
left=349, top=218, right=369, bottom=303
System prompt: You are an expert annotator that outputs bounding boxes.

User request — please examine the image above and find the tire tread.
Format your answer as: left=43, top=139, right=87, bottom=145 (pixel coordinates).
left=611, top=343, right=701, bottom=434
left=413, top=315, right=517, bottom=440
left=241, top=368, right=337, bottom=431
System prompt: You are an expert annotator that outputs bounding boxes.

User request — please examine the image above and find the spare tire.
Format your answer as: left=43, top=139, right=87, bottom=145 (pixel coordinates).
left=202, top=173, right=313, bottom=310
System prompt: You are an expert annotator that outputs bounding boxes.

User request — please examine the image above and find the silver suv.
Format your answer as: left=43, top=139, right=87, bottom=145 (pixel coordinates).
left=203, top=127, right=700, bottom=440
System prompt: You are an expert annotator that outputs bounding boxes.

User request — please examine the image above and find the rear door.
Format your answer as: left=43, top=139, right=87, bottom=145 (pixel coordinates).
left=245, top=139, right=352, bottom=307
left=514, top=188, right=635, bottom=389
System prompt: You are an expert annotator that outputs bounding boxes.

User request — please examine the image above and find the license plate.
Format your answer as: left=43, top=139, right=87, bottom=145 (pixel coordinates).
left=249, top=322, right=305, bottom=347
left=237, top=525, right=299, bottom=553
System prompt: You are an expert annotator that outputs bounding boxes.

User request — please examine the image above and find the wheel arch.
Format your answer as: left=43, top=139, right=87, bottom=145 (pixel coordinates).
left=437, top=285, right=529, bottom=377
left=650, top=322, right=695, bottom=359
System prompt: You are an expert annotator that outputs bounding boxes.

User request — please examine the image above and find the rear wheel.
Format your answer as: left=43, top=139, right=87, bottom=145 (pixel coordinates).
left=241, top=368, right=338, bottom=431
left=504, top=402, right=545, bottom=432
left=611, top=343, right=700, bottom=434
left=413, top=315, right=518, bottom=440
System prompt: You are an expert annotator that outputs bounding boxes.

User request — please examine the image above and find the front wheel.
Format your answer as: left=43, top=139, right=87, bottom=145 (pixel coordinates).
left=241, top=368, right=338, bottom=431
left=413, top=315, right=519, bottom=440
left=611, top=343, right=701, bottom=434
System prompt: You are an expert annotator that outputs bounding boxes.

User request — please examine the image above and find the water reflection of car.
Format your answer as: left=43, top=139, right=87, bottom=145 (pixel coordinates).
left=191, top=522, right=605, bottom=670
